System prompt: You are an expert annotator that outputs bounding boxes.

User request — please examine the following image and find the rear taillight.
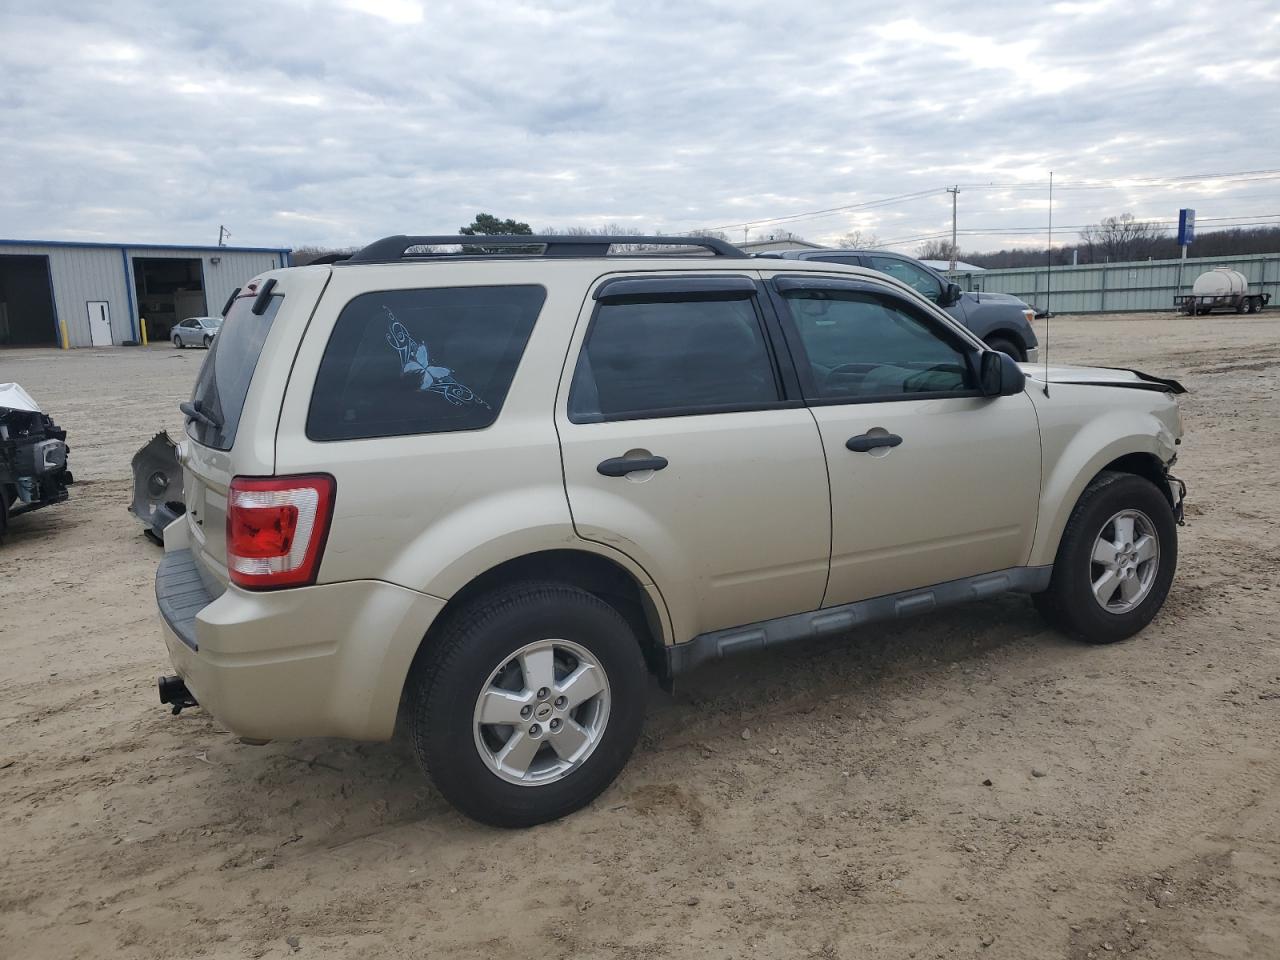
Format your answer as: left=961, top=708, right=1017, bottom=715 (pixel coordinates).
left=226, top=474, right=335, bottom=590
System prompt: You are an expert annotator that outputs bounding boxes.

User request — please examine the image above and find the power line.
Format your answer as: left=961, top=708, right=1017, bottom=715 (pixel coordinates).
left=697, top=188, right=943, bottom=233
left=958, top=168, right=1280, bottom=190
left=694, top=165, right=1280, bottom=238
left=876, top=216, right=1280, bottom=250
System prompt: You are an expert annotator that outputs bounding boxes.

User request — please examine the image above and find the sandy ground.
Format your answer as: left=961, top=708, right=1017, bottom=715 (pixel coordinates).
left=1, top=312, right=1278, bottom=960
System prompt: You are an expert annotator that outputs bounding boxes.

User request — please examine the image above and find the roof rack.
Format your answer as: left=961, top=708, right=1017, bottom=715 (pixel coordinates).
left=343, top=234, right=745, bottom=263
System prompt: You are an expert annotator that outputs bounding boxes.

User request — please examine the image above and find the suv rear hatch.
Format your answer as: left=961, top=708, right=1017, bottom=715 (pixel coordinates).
left=179, top=269, right=331, bottom=594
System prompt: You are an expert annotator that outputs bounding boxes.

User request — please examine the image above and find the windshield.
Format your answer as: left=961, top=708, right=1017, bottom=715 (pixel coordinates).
left=200, top=317, right=222, bottom=328
left=186, top=293, right=281, bottom=450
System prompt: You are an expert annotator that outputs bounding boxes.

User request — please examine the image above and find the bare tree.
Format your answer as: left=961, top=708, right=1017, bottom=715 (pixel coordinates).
left=834, top=229, right=881, bottom=249
left=916, top=239, right=956, bottom=261
left=291, top=245, right=358, bottom=265
left=1079, top=213, right=1167, bottom=263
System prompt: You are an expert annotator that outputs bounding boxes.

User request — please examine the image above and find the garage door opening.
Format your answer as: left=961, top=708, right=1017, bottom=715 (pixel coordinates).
left=0, top=255, right=58, bottom=346
left=133, top=257, right=206, bottom=342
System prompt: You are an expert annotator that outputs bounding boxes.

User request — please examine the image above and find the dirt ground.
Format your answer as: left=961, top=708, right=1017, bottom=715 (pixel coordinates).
left=2, top=312, right=1278, bottom=960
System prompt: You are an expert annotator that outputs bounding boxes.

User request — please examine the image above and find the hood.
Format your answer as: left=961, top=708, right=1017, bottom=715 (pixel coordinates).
left=0, top=382, right=43, bottom=414
left=1019, top=363, right=1186, bottom=394
left=963, top=290, right=1029, bottom=307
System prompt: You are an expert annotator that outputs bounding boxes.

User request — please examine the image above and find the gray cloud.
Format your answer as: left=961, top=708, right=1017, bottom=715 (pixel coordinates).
left=1, top=0, right=1277, bottom=252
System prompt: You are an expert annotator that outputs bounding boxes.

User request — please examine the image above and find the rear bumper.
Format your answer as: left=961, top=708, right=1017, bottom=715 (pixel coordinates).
left=157, top=550, right=445, bottom=741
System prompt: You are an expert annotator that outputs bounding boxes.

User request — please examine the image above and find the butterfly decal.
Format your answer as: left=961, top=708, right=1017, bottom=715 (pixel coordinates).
left=384, top=307, right=488, bottom=407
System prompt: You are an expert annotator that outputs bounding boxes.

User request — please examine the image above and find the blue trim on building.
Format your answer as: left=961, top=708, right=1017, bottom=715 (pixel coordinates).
left=1, top=238, right=292, bottom=256
left=121, top=249, right=139, bottom=342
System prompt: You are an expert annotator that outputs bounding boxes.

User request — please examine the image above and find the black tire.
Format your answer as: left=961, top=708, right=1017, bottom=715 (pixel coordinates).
left=984, top=336, right=1024, bottom=361
left=1033, top=471, right=1177, bottom=644
left=173, top=335, right=184, bottom=348
left=407, top=580, right=648, bottom=827
left=203, top=335, right=213, bottom=348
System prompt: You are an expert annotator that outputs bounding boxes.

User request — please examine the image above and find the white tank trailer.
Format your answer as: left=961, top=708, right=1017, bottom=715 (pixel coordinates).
left=1176, top=267, right=1270, bottom=315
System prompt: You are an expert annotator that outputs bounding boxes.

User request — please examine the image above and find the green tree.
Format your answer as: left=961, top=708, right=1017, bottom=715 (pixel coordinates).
left=459, top=213, right=533, bottom=236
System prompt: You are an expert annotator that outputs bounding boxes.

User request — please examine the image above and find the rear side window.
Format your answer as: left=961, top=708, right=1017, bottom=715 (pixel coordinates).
left=307, top=285, right=544, bottom=441
left=186, top=294, right=281, bottom=450
left=568, top=296, right=779, bottom=423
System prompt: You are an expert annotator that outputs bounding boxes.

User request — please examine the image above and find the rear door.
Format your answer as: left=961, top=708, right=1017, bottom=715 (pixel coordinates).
left=766, top=274, right=1041, bottom=606
left=556, top=274, right=831, bottom=642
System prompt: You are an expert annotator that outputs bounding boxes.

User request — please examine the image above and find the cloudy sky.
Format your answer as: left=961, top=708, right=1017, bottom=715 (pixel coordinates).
left=2, top=0, right=1277, bottom=254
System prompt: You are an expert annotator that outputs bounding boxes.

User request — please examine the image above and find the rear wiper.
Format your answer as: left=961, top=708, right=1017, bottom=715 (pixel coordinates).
left=180, top=400, right=222, bottom=429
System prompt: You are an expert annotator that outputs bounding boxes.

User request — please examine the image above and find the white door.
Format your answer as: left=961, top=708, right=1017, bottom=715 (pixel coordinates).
left=87, top=301, right=112, bottom=347
left=557, top=275, right=832, bottom=642
left=766, top=274, right=1042, bottom=606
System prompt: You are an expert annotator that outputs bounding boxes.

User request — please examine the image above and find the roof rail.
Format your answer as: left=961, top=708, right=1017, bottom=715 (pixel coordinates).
left=343, top=234, right=745, bottom=263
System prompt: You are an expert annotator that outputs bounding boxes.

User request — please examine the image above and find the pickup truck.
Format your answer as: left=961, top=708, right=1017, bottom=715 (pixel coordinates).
left=757, top=248, right=1039, bottom=361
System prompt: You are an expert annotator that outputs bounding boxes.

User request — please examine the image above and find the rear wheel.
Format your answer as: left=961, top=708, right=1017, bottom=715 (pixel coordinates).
left=172, top=334, right=184, bottom=348
left=984, top=336, right=1024, bottom=361
left=407, top=581, right=648, bottom=827
left=1034, top=471, right=1177, bottom=643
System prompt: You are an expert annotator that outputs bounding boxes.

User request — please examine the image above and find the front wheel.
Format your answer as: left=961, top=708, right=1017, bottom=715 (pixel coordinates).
left=985, top=336, right=1024, bottom=361
left=407, top=581, right=648, bottom=827
left=203, top=335, right=213, bottom=348
left=1034, top=471, right=1177, bottom=643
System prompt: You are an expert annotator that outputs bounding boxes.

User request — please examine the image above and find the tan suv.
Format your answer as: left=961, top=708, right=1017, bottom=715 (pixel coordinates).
left=155, top=235, right=1186, bottom=826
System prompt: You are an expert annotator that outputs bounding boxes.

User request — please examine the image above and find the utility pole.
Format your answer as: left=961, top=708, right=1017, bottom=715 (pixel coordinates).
left=218, top=225, right=230, bottom=247
left=946, top=186, right=960, bottom=275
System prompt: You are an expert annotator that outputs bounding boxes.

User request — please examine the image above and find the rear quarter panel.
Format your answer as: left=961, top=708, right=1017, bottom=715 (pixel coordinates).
left=271, top=262, right=669, bottom=619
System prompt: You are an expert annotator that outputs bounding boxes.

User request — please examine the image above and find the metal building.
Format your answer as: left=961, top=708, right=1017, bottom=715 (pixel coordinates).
left=0, top=239, right=290, bottom=348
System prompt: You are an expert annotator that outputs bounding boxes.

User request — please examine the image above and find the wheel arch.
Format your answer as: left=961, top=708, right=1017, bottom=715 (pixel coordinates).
left=1030, top=432, right=1174, bottom=568
left=405, top=549, right=674, bottom=709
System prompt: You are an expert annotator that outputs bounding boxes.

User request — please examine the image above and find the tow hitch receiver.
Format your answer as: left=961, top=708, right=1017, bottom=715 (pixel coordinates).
left=158, top=675, right=198, bottom=715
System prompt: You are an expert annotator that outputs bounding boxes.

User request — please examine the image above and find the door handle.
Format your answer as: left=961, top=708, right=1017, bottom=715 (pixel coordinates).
left=846, top=433, right=903, bottom=453
left=597, top=455, right=668, bottom=477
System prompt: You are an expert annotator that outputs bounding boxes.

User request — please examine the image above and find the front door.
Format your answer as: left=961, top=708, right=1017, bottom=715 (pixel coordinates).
left=557, top=275, right=831, bottom=642
left=87, top=301, right=112, bottom=346
left=767, top=274, right=1041, bottom=606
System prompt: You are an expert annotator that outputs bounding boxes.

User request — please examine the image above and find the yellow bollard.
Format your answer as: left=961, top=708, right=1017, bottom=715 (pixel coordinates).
left=59, top=319, right=70, bottom=350
left=140, top=317, right=149, bottom=347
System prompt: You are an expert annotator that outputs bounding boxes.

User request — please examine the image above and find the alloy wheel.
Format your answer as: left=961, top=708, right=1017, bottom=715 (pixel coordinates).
left=1090, top=508, right=1160, bottom=614
left=472, top=638, right=611, bottom=786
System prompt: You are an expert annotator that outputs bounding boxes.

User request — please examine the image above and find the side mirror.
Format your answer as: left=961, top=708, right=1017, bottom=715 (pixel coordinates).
left=979, top=350, right=1026, bottom=397
left=940, top=281, right=962, bottom=306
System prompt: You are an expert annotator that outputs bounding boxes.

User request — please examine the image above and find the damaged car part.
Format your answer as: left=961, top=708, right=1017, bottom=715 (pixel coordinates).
left=0, top=383, right=73, bottom=540
left=130, top=431, right=185, bottom=544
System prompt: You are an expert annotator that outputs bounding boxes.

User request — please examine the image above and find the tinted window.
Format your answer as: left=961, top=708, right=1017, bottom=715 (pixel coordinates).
left=308, top=285, right=544, bottom=441
left=811, top=254, right=863, bottom=267
left=569, top=296, right=779, bottom=422
left=186, top=294, right=281, bottom=450
left=865, top=256, right=943, bottom=301
left=782, top=290, right=973, bottom=400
